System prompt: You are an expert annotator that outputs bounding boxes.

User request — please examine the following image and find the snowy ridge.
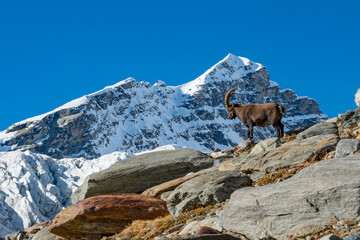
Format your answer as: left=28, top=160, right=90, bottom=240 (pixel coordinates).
left=15, top=78, right=137, bottom=125
left=0, top=53, right=325, bottom=159
left=181, top=53, right=263, bottom=95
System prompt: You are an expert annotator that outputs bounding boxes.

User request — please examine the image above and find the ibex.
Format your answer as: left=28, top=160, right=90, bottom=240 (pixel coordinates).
left=225, top=88, right=285, bottom=140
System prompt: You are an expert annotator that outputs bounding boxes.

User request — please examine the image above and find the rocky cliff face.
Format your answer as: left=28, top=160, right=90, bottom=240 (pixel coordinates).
left=0, top=54, right=326, bottom=159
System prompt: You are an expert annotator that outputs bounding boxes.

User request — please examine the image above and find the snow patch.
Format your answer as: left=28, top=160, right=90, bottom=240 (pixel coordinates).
left=134, top=144, right=188, bottom=156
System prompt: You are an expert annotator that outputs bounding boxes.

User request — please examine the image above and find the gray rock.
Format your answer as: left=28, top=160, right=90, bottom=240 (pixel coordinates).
left=339, top=110, right=360, bottom=138
left=31, top=227, right=64, bottom=240
left=324, top=117, right=339, bottom=123
left=344, top=235, right=360, bottom=240
left=216, top=156, right=360, bottom=239
left=4, top=231, right=25, bottom=240
left=356, top=88, right=360, bottom=108
left=249, top=137, right=282, bottom=156
left=296, top=122, right=339, bottom=141
left=71, top=149, right=213, bottom=203
left=335, top=139, right=360, bottom=158
left=156, top=234, right=243, bottom=240
left=166, top=170, right=252, bottom=217
left=178, top=217, right=216, bottom=236
left=221, top=134, right=339, bottom=182
left=236, top=139, right=254, bottom=151
left=319, top=234, right=343, bottom=240
left=210, top=151, right=234, bottom=159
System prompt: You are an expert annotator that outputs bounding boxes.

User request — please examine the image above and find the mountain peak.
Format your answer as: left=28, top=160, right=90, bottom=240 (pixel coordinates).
left=181, top=53, right=264, bottom=95
left=221, top=53, right=263, bottom=70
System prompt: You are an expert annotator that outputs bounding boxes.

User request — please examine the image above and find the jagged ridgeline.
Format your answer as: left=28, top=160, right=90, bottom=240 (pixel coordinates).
left=0, top=54, right=326, bottom=159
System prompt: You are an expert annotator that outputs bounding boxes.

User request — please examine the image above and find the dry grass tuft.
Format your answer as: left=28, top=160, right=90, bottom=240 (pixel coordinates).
left=233, top=142, right=256, bottom=156
left=291, top=216, right=360, bottom=239
left=255, top=148, right=333, bottom=186
left=104, top=205, right=217, bottom=240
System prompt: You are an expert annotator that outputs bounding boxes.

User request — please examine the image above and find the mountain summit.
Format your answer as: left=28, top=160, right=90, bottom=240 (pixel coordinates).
left=0, top=54, right=326, bottom=159
left=181, top=53, right=263, bottom=95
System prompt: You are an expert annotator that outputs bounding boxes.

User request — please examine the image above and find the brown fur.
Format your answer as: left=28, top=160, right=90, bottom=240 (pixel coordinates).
left=225, top=88, right=285, bottom=140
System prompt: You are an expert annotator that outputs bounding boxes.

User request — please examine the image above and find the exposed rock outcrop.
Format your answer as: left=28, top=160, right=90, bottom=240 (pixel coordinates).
left=355, top=88, right=360, bottom=108
left=296, top=121, right=339, bottom=140
left=142, top=168, right=216, bottom=198
left=4, top=222, right=64, bottom=240
left=165, top=170, right=252, bottom=217
left=335, top=139, right=360, bottom=158
left=216, top=156, right=360, bottom=239
left=219, top=134, right=339, bottom=182
left=249, top=137, right=282, bottom=155
left=156, top=234, right=243, bottom=240
left=339, top=110, right=360, bottom=139
left=71, top=149, right=214, bottom=203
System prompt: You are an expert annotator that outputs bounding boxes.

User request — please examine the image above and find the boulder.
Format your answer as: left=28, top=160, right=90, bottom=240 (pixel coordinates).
left=344, top=235, right=360, bottom=240
left=157, top=234, right=243, bottom=240
left=31, top=227, right=65, bottom=240
left=339, top=110, right=360, bottom=138
left=142, top=168, right=216, bottom=198
left=4, top=221, right=56, bottom=240
left=355, top=88, right=360, bottom=108
left=209, top=151, right=234, bottom=159
left=71, top=149, right=214, bottom=203
left=179, top=217, right=217, bottom=236
left=296, top=122, right=339, bottom=141
left=4, top=231, right=26, bottom=240
left=319, top=235, right=343, bottom=240
left=166, top=170, right=252, bottom=217
left=49, top=194, right=169, bottom=240
left=335, top=139, right=360, bottom=158
left=220, top=134, right=339, bottom=181
left=249, top=137, right=282, bottom=156
left=236, top=139, right=254, bottom=151
left=216, top=157, right=360, bottom=239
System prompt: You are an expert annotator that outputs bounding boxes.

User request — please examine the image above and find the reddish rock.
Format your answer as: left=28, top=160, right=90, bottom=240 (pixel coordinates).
left=48, top=193, right=169, bottom=240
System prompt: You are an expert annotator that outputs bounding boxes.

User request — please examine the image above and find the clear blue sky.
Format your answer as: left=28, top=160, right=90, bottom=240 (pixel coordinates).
left=1, top=0, right=359, bottom=130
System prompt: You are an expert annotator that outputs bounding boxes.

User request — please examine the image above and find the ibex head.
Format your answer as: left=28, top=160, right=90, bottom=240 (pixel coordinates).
left=225, top=88, right=237, bottom=119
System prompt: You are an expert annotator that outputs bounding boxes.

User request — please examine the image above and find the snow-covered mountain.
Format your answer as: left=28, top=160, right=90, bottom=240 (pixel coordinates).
left=0, top=54, right=326, bottom=159
left=0, top=53, right=327, bottom=237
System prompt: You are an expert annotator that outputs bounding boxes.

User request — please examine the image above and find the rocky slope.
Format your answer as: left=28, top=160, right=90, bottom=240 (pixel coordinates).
left=6, top=109, right=359, bottom=240
left=0, top=54, right=326, bottom=159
